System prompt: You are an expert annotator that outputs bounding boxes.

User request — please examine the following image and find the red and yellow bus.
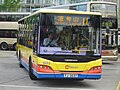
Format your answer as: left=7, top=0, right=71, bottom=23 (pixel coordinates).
left=16, top=9, right=102, bottom=80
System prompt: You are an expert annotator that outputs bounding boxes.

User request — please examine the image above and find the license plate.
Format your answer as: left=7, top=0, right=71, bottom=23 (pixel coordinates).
left=102, top=57, right=108, bottom=60
left=64, top=74, right=78, bottom=78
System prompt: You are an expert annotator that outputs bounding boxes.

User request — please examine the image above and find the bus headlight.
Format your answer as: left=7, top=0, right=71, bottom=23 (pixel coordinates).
left=38, top=65, right=54, bottom=73
left=90, top=66, right=102, bottom=70
left=89, top=66, right=102, bottom=73
left=113, top=50, right=117, bottom=55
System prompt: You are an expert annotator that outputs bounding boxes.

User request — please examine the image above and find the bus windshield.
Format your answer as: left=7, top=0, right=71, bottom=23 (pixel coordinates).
left=90, top=3, right=117, bottom=18
left=102, top=31, right=117, bottom=49
left=39, top=14, right=101, bottom=55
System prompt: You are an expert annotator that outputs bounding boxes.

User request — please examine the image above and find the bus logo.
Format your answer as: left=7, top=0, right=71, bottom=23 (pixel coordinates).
left=65, top=65, right=78, bottom=69
left=65, top=65, right=69, bottom=69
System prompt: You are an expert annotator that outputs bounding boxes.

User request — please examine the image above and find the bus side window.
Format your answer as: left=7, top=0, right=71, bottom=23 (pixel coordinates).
left=33, top=24, right=38, bottom=52
left=11, top=31, right=17, bottom=38
left=4, top=31, right=10, bottom=38
left=0, top=30, right=4, bottom=37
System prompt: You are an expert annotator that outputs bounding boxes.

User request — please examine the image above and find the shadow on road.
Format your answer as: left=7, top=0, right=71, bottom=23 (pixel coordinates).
left=32, top=79, right=97, bottom=89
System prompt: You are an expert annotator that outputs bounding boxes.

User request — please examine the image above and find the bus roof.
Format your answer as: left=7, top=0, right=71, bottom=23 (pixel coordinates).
left=45, top=1, right=116, bottom=9
left=86, top=1, right=116, bottom=5
left=19, top=9, right=101, bottom=21
left=32, top=1, right=116, bottom=12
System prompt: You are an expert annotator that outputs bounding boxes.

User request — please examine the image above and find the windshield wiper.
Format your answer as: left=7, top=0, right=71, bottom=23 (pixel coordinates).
left=52, top=51, right=73, bottom=55
left=81, top=33, right=89, bottom=41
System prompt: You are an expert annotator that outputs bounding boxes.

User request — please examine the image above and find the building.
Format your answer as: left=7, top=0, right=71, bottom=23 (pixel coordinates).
left=0, top=0, right=69, bottom=12
left=0, top=0, right=119, bottom=12
left=0, top=0, right=94, bottom=12
left=20, top=0, right=70, bottom=12
left=19, top=0, right=94, bottom=12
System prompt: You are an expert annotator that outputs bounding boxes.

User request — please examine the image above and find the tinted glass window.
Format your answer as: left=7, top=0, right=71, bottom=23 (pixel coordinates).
left=0, top=14, right=29, bottom=21
left=90, top=3, right=117, bottom=18
left=0, top=30, right=17, bottom=38
left=40, top=14, right=101, bottom=54
left=76, top=4, right=87, bottom=11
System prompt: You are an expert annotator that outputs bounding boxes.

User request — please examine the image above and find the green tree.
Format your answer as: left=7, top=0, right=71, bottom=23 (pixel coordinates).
left=0, top=0, right=22, bottom=12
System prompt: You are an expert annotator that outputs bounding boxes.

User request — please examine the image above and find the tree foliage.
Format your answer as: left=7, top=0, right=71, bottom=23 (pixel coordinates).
left=0, top=0, right=22, bottom=12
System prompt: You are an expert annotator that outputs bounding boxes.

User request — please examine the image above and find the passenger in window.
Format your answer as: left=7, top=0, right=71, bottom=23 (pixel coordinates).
left=43, top=32, right=57, bottom=47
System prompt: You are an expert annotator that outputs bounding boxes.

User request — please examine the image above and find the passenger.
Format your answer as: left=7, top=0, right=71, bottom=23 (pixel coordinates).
left=43, top=32, right=57, bottom=47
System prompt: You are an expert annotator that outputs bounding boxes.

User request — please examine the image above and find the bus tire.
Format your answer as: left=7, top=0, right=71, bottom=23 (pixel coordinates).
left=19, top=51, right=24, bottom=68
left=29, top=58, right=37, bottom=80
left=1, top=42, right=8, bottom=50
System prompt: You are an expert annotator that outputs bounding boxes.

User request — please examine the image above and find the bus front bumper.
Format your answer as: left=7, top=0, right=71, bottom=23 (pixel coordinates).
left=102, top=56, right=118, bottom=61
left=33, top=70, right=101, bottom=79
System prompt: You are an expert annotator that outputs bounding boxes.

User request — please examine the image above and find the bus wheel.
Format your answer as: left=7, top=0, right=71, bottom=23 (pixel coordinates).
left=19, top=62, right=24, bottom=68
left=1, top=42, right=8, bottom=50
left=29, top=59, right=37, bottom=80
left=79, top=79, right=84, bottom=81
left=19, top=51, right=24, bottom=68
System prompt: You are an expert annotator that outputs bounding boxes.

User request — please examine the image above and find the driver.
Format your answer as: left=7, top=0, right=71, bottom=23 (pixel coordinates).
left=43, top=32, right=57, bottom=47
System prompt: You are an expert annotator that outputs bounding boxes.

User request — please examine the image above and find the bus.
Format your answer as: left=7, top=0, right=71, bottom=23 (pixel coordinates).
left=44, top=1, right=118, bottom=61
left=16, top=9, right=102, bottom=80
left=0, top=12, right=30, bottom=50
left=118, top=30, right=120, bottom=52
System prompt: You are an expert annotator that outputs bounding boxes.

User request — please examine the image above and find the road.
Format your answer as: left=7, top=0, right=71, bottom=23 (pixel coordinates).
left=0, top=50, right=120, bottom=90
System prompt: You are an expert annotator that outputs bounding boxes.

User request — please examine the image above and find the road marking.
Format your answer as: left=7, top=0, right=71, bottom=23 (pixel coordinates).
left=116, top=81, right=120, bottom=90
left=0, top=85, right=97, bottom=90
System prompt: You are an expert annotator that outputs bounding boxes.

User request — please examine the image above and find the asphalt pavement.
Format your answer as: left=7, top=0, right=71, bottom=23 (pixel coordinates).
left=0, top=50, right=120, bottom=90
